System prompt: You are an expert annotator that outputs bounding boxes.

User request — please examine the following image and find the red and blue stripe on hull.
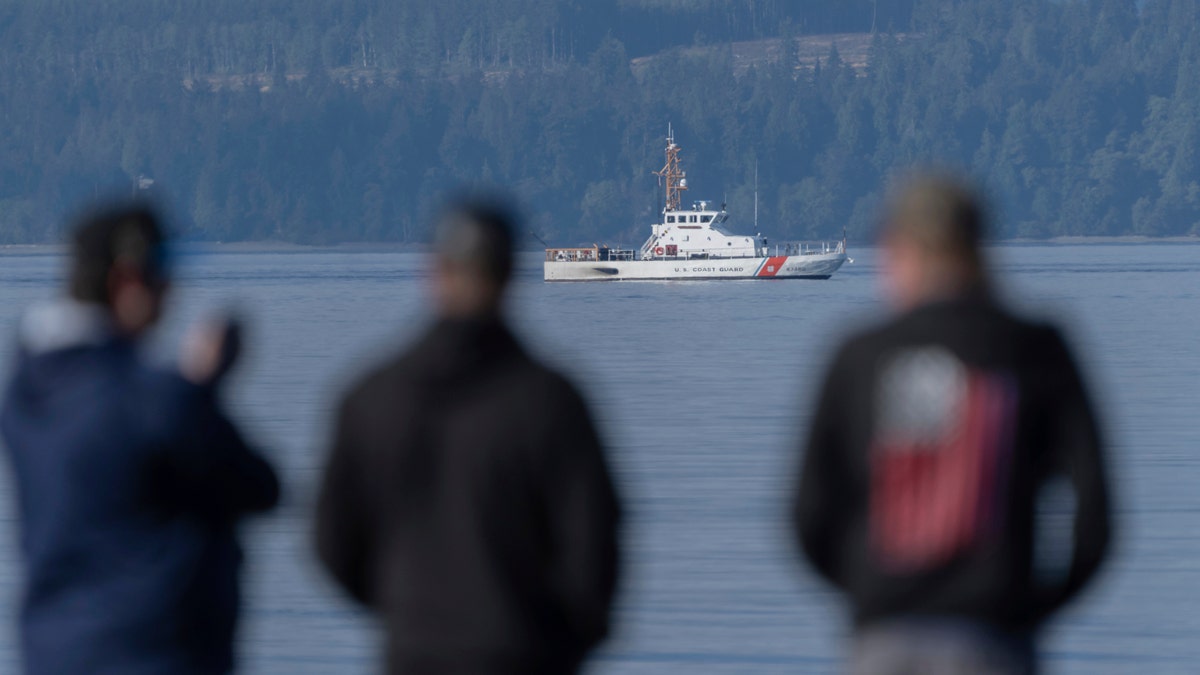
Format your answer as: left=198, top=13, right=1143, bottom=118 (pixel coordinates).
left=754, top=256, right=790, bottom=277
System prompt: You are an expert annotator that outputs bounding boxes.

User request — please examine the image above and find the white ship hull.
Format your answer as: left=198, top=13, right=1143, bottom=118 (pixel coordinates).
left=544, top=251, right=847, bottom=282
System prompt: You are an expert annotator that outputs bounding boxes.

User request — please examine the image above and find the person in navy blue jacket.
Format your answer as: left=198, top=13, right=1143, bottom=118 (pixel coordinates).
left=0, top=204, right=279, bottom=674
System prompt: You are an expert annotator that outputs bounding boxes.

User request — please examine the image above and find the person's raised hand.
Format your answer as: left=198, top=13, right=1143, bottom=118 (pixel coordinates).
left=180, top=315, right=243, bottom=387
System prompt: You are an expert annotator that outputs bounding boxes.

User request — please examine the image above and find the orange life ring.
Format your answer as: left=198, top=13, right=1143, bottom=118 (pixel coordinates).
left=654, top=246, right=665, bottom=256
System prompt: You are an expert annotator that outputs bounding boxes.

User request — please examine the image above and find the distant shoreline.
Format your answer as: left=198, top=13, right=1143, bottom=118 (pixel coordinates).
left=1009, top=235, right=1200, bottom=244
left=0, top=241, right=432, bottom=255
left=2, top=235, right=1198, bottom=256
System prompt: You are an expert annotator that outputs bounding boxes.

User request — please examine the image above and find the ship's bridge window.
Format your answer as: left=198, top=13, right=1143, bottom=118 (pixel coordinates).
left=701, top=215, right=713, bottom=223
left=689, top=215, right=698, bottom=223
left=666, top=215, right=675, bottom=223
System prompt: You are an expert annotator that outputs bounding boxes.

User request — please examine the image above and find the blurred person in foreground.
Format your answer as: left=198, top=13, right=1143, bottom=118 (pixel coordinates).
left=315, top=198, right=621, bottom=675
left=793, top=175, right=1113, bottom=674
left=0, top=204, right=280, bottom=674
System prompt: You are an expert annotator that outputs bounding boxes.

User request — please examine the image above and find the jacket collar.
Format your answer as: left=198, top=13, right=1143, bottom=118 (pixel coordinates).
left=905, top=283, right=995, bottom=316
left=411, top=313, right=522, bottom=379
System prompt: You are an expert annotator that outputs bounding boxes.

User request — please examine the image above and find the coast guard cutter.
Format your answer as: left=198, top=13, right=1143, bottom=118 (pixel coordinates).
left=543, top=131, right=848, bottom=282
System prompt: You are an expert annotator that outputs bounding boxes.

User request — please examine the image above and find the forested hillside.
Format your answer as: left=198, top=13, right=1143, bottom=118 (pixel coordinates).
left=0, top=0, right=1196, bottom=244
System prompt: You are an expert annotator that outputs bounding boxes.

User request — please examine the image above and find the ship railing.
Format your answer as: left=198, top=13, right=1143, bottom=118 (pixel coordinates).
left=772, top=241, right=846, bottom=257
left=671, top=251, right=753, bottom=260
left=546, top=246, right=637, bottom=263
left=546, top=247, right=599, bottom=263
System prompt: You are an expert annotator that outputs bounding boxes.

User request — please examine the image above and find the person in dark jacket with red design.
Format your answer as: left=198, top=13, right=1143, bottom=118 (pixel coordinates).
left=315, top=198, right=621, bottom=675
left=0, top=204, right=279, bottom=674
left=793, top=175, right=1113, bottom=674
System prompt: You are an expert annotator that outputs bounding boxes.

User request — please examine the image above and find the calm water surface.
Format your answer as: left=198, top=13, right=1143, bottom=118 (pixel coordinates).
left=0, top=243, right=1197, bottom=673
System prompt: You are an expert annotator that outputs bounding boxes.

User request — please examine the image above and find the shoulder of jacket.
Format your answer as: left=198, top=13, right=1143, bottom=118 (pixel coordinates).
left=528, top=357, right=581, bottom=393
left=122, top=365, right=209, bottom=440
left=834, top=321, right=893, bottom=365
left=342, top=353, right=417, bottom=406
left=987, top=308, right=1068, bottom=356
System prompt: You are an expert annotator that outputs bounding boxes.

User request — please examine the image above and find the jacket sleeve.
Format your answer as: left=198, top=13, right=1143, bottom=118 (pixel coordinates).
left=793, top=346, right=854, bottom=590
left=314, top=393, right=376, bottom=607
left=1032, top=329, right=1113, bottom=619
left=161, top=379, right=280, bottom=520
left=543, top=382, right=622, bottom=651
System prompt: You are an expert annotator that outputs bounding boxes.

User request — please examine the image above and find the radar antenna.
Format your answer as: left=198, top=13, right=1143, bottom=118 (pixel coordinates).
left=654, top=124, right=688, bottom=213
left=528, top=230, right=550, bottom=248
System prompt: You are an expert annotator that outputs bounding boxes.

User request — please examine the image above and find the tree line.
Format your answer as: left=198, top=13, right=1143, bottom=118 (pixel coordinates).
left=0, top=0, right=1196, bottom=245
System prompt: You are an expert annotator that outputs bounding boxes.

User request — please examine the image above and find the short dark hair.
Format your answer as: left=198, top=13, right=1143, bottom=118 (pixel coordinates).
left=69, top=204, right=168, bottom=305
left=883, top=174, right=986, bottom=266
left=433, top=198, right=516, bottom=288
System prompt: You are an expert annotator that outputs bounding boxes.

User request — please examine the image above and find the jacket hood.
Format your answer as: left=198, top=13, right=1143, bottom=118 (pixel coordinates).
left=4, top=300, right=126, bottom=411
left=18, top=299, right=115, bottom=356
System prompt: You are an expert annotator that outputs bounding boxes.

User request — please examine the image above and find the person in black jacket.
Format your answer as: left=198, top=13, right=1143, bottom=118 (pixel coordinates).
left=793, top=176, right=1112, bottom=674
left=315, top=199, right=621, bottom=675
left=0, top=204, right=280, bottom=674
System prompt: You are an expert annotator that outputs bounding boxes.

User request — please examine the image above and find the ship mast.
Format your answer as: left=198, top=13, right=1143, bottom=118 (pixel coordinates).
left=654, top=125, right=688, bottom=213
